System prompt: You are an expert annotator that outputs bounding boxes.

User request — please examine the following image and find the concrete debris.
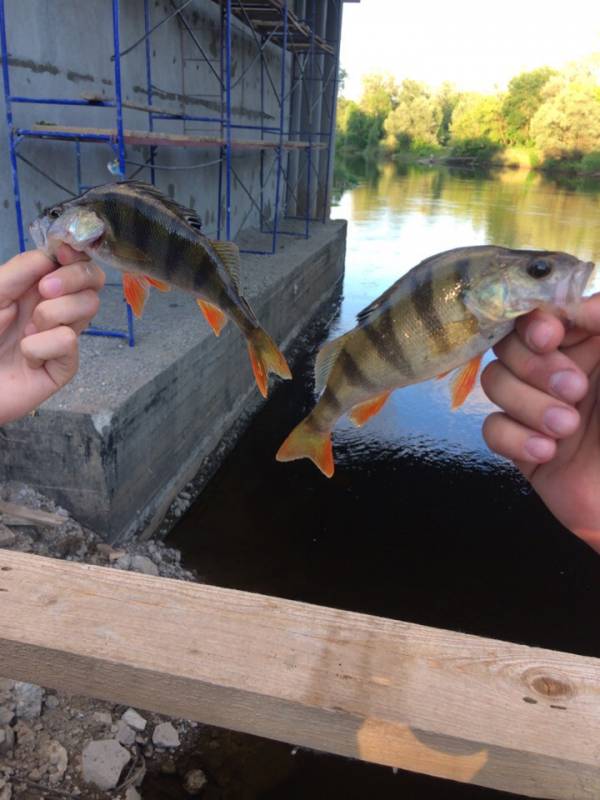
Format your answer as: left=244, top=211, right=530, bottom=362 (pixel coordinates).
left=184, top=768, right=208, bottom=795
left=116, top=720, right=136, bottom=747
left=42, top=739, right=68, bottom=784
left=45, top=694, right=60, bottom=710
left=0, top=524, right=15, bottom=547
left=13, top=682, right=43, bottom=719
left=130, top=554, right=159, bottom=576
left=0, top=777, right=12, bottom=800
left=122, top=708, right=147, bottom=732
left=125, top=787, right=142, bottom=800
left=93, top=710, right=113, bottom=726
left=152, top=722, right=180, bottom=749
left=81, top=739, right=131, bottom=791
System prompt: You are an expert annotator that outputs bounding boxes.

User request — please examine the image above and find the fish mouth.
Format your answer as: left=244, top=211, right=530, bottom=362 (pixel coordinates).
left=566, top=260, right=595, bottom=304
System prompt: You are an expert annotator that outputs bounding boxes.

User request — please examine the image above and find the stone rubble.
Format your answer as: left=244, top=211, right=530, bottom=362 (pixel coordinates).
left=0, top=482, right=211, bottom=798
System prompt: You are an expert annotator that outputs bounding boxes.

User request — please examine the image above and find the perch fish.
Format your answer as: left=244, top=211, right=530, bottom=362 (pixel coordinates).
left=30, top=181, right=292, bottom=398
left=277, top=245, right=594, bottom=477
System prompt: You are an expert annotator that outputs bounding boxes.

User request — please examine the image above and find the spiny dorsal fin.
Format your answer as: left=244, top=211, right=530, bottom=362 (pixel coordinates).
left=121, top=180, right=204, bottom=233
left=209, top=240, right=241, bottom=290
left=314, top=336, right=346, bottom=395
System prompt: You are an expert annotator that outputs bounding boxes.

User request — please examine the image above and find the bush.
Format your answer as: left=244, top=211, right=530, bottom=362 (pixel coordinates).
left=580, top=151, right=600, bottom=174
left=449, top=138, right=502, bottom=161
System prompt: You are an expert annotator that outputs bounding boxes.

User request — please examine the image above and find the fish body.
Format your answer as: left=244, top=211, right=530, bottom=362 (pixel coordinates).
left=30, top=181, right=291, bottom=397
left=277, top=245, right=594, bottom=477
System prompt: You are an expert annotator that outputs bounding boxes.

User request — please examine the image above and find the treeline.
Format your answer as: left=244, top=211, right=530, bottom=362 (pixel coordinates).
left=336, top=57, right=600, bottom=173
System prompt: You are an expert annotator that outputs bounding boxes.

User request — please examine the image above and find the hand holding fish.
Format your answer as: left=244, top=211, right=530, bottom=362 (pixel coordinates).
left=0, top=246, right=105, bottom=425
left=482, top=293, right=600, bottom=553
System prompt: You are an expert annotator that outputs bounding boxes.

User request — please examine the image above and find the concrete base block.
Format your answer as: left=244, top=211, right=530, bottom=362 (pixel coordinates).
left=0, top=221, right=346, bottom=542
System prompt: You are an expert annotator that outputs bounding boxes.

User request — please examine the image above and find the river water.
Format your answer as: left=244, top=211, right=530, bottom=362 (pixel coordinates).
left=164, top=162, right=600, bottom=799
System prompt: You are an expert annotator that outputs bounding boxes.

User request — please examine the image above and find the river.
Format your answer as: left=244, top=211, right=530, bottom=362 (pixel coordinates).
left=162, top=161, right=600, bottom=799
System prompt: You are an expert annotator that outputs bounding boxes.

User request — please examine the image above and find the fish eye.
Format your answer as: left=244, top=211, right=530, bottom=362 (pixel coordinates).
left=527, top=259, right=553, bottom=279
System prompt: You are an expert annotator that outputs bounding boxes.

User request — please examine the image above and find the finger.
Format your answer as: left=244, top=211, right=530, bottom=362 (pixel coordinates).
left=31, top=291, right=100, bottom=333
left=513, top=309, right=565, bottom=354
left=54, top=242, right=91, bottom=266
left=20, top=326, right=79, bottom=386
left=481, top=360, right=580, bottom=438
left=562, top=293, right=600, bottom=346
left=493, top=331, right=588, bottom=405
left=0, top=250, right=56, bottom=308
left=38, top=260, right=105, bottom=299
left=483, top=411, right=556, bottom=469
left=0, top=302, right=17, bottom=336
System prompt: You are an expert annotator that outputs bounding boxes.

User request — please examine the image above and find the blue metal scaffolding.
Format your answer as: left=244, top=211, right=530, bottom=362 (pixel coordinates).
left=0, top=0, right=342, bottom=345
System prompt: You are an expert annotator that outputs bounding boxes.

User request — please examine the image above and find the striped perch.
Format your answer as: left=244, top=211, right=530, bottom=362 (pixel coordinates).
left=277, top=245, right=594, bottom=477
left=29, top=181, right=291, bottom=398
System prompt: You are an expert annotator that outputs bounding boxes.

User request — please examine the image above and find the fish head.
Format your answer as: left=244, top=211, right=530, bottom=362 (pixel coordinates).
left=29, top=202, right=105, bottom=257
left=466, top=250, right=595, bottom=324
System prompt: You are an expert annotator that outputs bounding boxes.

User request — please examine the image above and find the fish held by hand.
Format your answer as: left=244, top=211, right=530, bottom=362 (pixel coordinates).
left=276, top=245, right=594, bottom=477
left=29, top=181, right=291, bottom=397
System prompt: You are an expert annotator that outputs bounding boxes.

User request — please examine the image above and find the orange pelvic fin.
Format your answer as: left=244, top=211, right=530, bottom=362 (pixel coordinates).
left=145, top=276, right=170, bottom=292
left=436, top=369, right=452, bottom=380
left=276, top=418, right=334, bottom=478
left=197, top=299, right=228, bottom=337
left=247, top=329, right=292, bottom=398
left=122, top=273, right=150, bottom=318
left=348, top=390, right=392, bottom=427
left=450, top=354, right=483, bottom=409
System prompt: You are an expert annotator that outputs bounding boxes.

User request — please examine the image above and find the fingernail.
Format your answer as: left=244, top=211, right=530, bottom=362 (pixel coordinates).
left=40, top=276, right=62, bottom=297
left=543, top=406, right=579, bottom=436
left=524, top=436, right=555, bottom=461
left=527, top=321, right=553, bottom=350
left=549, top=370, right=586, bottom=403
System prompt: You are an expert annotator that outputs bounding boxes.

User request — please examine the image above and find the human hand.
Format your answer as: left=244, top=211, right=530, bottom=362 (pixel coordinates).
left=0, top=245, right=105, bottom=425
left=481, top=294, right=600, bottom=553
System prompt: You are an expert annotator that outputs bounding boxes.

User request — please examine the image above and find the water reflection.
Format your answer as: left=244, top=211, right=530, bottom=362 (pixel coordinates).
left=330, top=160, right=600, bottom=465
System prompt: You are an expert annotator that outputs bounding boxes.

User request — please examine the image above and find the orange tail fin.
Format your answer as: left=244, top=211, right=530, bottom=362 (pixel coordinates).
left=276, top=418, right=334, bottom=478
left=197, top=299, right=228, bottom=337
left=247, top=329, right=292, bottom=398
left=450, top=354, right=483, bottom=409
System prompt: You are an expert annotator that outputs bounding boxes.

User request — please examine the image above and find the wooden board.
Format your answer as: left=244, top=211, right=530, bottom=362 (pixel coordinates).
left=0, top=550, right=599, bottom=799
left=27, top=124, right=326, bottom=151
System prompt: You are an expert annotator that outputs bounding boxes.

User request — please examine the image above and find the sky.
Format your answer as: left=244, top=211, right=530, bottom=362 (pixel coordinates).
left=339, top=0, right=600, bottom=100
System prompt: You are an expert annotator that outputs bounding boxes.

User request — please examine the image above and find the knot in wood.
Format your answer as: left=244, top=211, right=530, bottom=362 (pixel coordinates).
left=523, top=668, right=575, bottom=699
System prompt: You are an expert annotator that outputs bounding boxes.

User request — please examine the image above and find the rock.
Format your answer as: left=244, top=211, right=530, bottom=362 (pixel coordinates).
left=43, top=739, right=68, bottom=784
left=114, top=554, right=132, bottom=570
left=130, top=555, right=159, bottom=576
left=44, top=695, right=60, bottom=710
left=125, top=788, right=141, bottom=800
left=0, top=525, right=15, bottom=547
left=116, top=721, right=136, bottom=747
left=81, top=739, right=131, bottom=791
left=152, top=722, right=180, bottom=749
left=93, top=711, right=113, bottom=726
left=121, top=708, right=147, bottom=732
left=184, top=768, right=207, bottom=795
left=0, top=725, right=14, bottom=754
left=0, top=778, right=11, bottom=800
left=14, top=721, right=35, bottom=748
left=13, top=682, right=43, bottom=719
left=0, top=707, right=14, bottom=725
left=0, top=679, right=14, bottom=703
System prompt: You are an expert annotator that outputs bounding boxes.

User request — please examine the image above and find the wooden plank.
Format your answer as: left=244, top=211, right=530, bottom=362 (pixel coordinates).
left=0, top=550, right=599, bottom=799
left=28, top=124, right=326, bottom=151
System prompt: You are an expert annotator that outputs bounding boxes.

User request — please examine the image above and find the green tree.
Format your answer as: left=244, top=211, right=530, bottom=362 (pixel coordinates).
left=436, top=81, right=459, bottom=145
left=502, top=67, right=556, bottom=145
left=383, top=80, right=441, bottom=149
left=530, top=72, right=600, bottom=157
left=359, top=73, right=399, bottom=119
left=450, top=93, right=506, bottom=144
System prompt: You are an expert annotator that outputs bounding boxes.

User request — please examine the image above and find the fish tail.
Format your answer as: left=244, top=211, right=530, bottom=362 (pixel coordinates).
left=247, top=328, right=292, bottom=398
left=276, top=417, right=334, bottom=478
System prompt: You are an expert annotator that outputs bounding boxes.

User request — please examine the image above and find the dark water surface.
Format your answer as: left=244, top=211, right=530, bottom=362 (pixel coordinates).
left=166, top=162, right=600, bottom=799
